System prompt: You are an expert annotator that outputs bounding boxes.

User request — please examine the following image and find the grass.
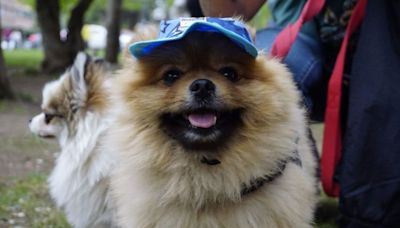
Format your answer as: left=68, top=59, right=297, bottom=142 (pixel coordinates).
left=249, top=3, right=271, bottom=29
left=0, top=100, right=6, bottom=112
left=0, top=174, right=70, bottom=228
left=0, top=99, right=29, bottom=114
left=4, top=49, right=44, bottom=72
left=315, top=193, right=339, bottom=227
left=0, top=135, right=53, bottom=155
left=3, top=49, right=119, bottom=73
left=17, top=92, right=35, bottom=102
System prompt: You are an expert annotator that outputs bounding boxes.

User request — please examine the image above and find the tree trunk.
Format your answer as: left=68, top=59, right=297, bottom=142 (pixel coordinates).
left=0, top=22, right=14, bottom=99
left=0, top=51, right=14, bottom=99
left=105, top=0, right=122, bottom=64
left=66, top=0, right=94, bottom=62
left=36, top=0, right=93, bottom=73
left=36, top=0, right=67, bottom=73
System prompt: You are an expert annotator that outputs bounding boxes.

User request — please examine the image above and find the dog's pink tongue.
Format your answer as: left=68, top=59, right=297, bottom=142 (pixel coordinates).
left=188, top=113, right=216, bottom=128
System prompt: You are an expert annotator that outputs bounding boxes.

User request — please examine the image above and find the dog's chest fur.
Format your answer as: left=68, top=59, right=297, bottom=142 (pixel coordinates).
left=111, top=117, right=317, bottom=228
left=115, top=159, right=315, bottom=228
left=49, top=113, right=115, bottom=228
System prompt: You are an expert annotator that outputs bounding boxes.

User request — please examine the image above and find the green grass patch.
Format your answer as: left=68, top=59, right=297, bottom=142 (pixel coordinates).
left=315, top=192, right=339, bottom=227
left=249, top=3, right=271, bottom=29
left=4, top=49, right=44, bottom=72
left=0, top=100, right=29, bottom=114
left=16, top=92, right=35, bottom=103
left=0, top=100, right=6, bottom=112
left=5, top=135, right=48, bottom=149
left=0, top=174, right=70, bottom=227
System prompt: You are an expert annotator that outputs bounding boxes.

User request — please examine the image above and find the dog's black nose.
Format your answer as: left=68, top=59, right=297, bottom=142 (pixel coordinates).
left=29, top=119, right=32, bottom=123
left=189, top=79, right=215, bottom=98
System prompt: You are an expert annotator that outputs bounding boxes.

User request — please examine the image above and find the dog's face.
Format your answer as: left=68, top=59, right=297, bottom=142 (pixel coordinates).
left=29, top=79, right=69, bottom=138
left=29, top=53, right=109, bottom=142
left=119, top=32, right=295, bottom=152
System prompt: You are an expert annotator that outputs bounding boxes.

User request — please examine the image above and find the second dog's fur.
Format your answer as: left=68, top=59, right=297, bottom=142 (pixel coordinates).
left=29, top=53, right=115, bottom=227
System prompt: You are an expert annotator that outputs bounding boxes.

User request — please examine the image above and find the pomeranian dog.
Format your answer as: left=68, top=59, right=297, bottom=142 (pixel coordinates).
left=29, top=53, right=116, bottom=227
left=106, top=18, right=318, bottom=228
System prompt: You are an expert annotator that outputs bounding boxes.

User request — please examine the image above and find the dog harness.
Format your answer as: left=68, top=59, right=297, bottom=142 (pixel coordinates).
left=201, top=138, right=303, bottom=196
left=241, top=149, right=302, bottom=196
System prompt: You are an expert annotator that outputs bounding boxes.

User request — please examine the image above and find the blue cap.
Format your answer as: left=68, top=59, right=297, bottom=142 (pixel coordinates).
left=129, top=17, right=258, bottom=58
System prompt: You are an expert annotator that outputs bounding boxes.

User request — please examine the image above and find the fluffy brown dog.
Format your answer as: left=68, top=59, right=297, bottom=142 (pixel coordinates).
left=106, top=31, right=318, bottom=227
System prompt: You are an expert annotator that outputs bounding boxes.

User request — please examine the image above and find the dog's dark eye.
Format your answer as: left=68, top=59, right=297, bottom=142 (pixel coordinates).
left=219, top=67, right=239, bottom=82
left=163, top=69, right=182, bottom=85
left=44, top=113, right=63, bottom=124
left=44, top=113, right=56, bottom=124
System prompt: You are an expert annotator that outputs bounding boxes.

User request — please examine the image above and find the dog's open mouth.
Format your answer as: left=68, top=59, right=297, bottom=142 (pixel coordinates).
left=161, top=108, right=242, bottom=150
left=39, top=134, right=56, bottom=139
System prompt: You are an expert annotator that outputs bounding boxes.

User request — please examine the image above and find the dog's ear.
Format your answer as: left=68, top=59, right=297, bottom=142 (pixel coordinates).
left=71, top=52, right=90, bottom=86
left=70, top=52, right=91, bottom=109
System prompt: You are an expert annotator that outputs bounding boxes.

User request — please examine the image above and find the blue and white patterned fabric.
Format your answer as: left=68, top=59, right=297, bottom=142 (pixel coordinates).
left=129, top=17, right=258, bottom=58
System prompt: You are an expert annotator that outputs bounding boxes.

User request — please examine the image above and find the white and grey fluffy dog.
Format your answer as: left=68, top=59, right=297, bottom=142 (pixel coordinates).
left=29, top=53, right=115, bottom=228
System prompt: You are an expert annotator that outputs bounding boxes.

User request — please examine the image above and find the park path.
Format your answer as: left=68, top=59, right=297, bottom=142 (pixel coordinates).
left=0, top=72, right=58, bottom=179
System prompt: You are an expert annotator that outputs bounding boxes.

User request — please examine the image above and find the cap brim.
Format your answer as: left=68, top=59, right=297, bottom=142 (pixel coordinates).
left=129, top=21, right=258, bottom=58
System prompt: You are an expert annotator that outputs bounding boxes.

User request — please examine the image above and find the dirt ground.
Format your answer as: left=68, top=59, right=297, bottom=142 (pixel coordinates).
left=0, top=72, right=58, bottom=179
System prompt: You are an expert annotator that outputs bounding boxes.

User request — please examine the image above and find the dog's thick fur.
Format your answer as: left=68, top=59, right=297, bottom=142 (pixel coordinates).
left=29, top=53, right=115, bottom=227
left=106, top=32, right=318, bottom=228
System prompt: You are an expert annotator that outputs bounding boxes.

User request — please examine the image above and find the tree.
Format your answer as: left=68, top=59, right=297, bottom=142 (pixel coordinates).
left=0, top=20, right=14, bottom=99
left=0, top=53, right=14, bottom=99
left=105, top=0, right=122, bottom=64
left=25, top=0, right=151, bottom=69
left=35, top=0, right=94, bottom=73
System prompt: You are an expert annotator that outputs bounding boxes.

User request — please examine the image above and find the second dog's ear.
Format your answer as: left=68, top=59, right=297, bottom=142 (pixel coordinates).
left=71, top=52, right=90, bottom=85
left=73, top=52, right=90, bottom=80
left=70, top=52, right=91, bottom=108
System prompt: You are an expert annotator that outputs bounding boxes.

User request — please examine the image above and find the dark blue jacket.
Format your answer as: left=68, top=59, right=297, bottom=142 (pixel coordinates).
left=339, top=0, right=400, bottom=227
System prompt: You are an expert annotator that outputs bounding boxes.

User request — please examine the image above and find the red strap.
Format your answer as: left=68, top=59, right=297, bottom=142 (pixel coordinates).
left=270, top=0, right=325, bottom=58
left=321, top=0, right=368, bottom=197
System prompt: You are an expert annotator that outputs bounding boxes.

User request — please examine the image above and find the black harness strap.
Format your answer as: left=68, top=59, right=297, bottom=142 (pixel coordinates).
left=240, top=152, right=302, bottom=196
left=200, top=138, right=302, bottom=196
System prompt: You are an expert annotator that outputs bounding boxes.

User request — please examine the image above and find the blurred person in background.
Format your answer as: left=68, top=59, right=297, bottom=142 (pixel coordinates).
left=9, top=30, right=22, bottom=49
